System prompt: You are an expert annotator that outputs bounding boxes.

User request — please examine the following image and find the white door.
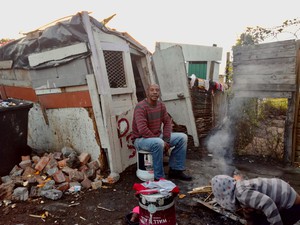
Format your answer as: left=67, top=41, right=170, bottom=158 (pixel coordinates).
left=152, top=45, right=199, bottom=146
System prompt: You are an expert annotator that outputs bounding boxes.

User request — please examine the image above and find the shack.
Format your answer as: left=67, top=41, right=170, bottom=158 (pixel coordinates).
left=0, top=11, right=155, bottom=175
left=0, top=11, right=224, bottom=176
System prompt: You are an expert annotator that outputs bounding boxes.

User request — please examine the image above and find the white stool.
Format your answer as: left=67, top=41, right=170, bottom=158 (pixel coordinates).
left=136, top=150, right=154, bottom=181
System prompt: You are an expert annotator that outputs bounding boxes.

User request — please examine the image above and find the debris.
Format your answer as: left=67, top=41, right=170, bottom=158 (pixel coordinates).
left=69, top=202, right=80, bottom=207
left=178, top=193, right=186, bottom=199
left=3, top=199, right=12, bottom=206
left=193, top=197, right=246, bottom=224
left=29, top=211, right=49, bottom=222
left=190, top=185, right=246, bottom=224
left=188, top=185, right=212, bottom=194
left=97, top=204, right=115, bottom=212
left=80, top=216, right=86, bottom=220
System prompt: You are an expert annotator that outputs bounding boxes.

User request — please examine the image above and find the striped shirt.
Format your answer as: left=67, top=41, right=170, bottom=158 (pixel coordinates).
left=132, top=99, right=172, bottom=143
left=235, top=178, right=297, bottom=225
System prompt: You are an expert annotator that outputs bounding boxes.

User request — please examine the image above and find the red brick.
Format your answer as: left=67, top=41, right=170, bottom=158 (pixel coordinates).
left=78, top=152, right=91, bottom=165
left=19, top=160, right=32, bottom=169
left=22, top=167, right=36, bottom=180
left=57, top=158, right=68, bottom=168
left=56, top=182, right=70, bottom=191
left=21, top=155, right=31, bottom=161
left=53, top=151, right=63, bottom=160
left=35, top=156, right=50, bottom=171
left=52, top=170, right=66, bottom=183
left=45, top=158, right=58, bottom=171
left=32, top=155, right=40, bottom=164
left=81, top=177, right=92, bottom=189
left=88, top=161, right=100, bottom=170
left=69, top=170, right=84, bottom=182
left=62, top=166, right=74, bottom=175
left=79, top=165, right=89, bottom=172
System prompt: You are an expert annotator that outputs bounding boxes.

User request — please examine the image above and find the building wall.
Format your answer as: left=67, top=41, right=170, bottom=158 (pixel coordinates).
left=156, top=42, right=222, bottom=82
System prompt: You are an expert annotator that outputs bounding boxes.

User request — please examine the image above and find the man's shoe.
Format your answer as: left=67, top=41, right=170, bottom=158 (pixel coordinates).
left=168, top=168, right=192, bottom=181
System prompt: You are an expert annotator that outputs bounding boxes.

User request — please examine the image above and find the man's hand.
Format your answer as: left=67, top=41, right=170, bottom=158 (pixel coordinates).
left=164, top=142, right=170, bottom=156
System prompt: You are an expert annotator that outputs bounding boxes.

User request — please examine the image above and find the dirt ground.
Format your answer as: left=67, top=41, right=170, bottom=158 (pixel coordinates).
left=1, top=145, right=300, bottom=225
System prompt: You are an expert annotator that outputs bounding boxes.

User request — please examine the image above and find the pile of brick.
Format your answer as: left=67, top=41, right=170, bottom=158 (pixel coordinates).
left=0, top=147, right=107, bottom=202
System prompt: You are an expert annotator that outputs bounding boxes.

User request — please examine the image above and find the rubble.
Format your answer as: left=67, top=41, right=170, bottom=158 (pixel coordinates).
left=0, top=147, right=110, bottom=203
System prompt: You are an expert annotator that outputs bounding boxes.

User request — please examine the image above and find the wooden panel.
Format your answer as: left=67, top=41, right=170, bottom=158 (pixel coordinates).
left=234, top=74, right=296, bottom=85
left=233, top=57, right=296, bottom=75
left=233, top=40, right=296, bottom=61
left=233, top=83, right=296, bottom=92
left=0, top=60, right=13, bottom=69
left=31, top=58, right=88, bottom=89
left=232, top=40, right=297, bottom=96
left=28, top=43, right=88, bottom=67
left=0, top=79, right=31, bottom=87
left=38, top=91, right=92, bottom=109
left=0, top=85, right=7, bottom=99
left=3, top=86, right=38, bottom=102
left=0, top=69, right=32, bottom=81
left=152, top=45, right=199, bottom=146
left=234, top=91, right=292, bottom=98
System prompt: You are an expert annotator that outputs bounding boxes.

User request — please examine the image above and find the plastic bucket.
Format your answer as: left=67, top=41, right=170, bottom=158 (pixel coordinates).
left=136, top=150, right=154, bottom=181
left=138, top=192, right=176, bottom=225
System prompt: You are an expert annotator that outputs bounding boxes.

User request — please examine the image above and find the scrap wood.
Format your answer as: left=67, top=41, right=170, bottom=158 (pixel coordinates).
left=188, top=185, right=212, bottom=194
left=192, top=197, right=246, bottom=225
left=97, top=205, right=115, bottom=211
left=29, top=212, right=49, bottom=222
left=29, top=211, right=48, bottom=219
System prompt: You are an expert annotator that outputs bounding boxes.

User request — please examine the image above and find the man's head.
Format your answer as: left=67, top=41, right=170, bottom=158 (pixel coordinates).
left=211, top=175, right=237, bottom=211
left=146, top=83, right=160, bottom=105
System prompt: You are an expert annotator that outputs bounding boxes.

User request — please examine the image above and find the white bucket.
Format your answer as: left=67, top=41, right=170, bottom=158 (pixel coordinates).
left=136, top=150, right=154, bottom=181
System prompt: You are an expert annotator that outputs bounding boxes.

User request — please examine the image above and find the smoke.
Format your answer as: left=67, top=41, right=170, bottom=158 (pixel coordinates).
left=205, top=96, right=248, bottom=175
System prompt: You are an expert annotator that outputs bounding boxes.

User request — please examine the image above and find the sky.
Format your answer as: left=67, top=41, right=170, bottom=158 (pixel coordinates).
left=1, top=0, right=299, bottom=73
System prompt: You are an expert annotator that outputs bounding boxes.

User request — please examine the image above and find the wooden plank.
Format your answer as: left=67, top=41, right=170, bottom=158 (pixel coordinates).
left=35, top=88, right=62, bottom=95
left=233, top=91, right=292, bottom=98
left=111, top=87, right=133, bottom=95
left=35, top=85, right=88, bottom=95
left=233, top=40, right=296, bottom=62
left=2, top=86, right=38, bottom=102
left=0, top=60, right=13, bottom=69
left=31, top=58, right=88, bottom=89
left=32, top=74, right=87, bottom=89
left=82, top=11, right=122, bottom=173
left=233, top=39, right=296, bottom=52
left=234, top=74, right=296, bottom=85
left=28, top=42, right=88, bottom=67
left=233, top=59, right=296, bottom=75
left=233, top=83, right=296, bottom=92
left=0, top=79, right=31, bottom=87
left=37, top=90, right=92, bottom=109
left=86, top=74, right=109, bottom=148
left=232, top=56, right=296, bottom=66
left=234, top=50, right=296, bottom=61
left=284, top=95, right=296, bottom=162
left=292, top=44, right=300, bottom=162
